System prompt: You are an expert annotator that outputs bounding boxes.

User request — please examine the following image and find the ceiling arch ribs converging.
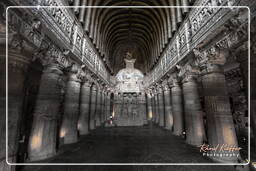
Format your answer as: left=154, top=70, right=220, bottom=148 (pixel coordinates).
left=70, top=0, right=194, bottom=74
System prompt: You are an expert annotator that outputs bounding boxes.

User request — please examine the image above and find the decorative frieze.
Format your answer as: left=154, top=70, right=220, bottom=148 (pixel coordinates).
left=146, top=0, right=248, bottom=86
left=5, top=1, right=110, bottom=84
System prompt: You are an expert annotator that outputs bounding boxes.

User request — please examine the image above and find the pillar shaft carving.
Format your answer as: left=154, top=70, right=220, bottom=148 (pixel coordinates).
left=103, top=90, right=107, bottom=122
left=158, top=85, right=165, bottom=127
left=151, top=88, right=157, bottom=123
left=154, top=88, right=160, bottom=124
left=195, top=48, right=239, bottom=162
left=162, top=80, right=173, bottom=130
left=168, top=73, right=183, bottom=136
left=89, top=83, right=97, bottom=130
left=106, top=90, right=112, bottom=120
left=61, top=63, right=81, bottom=144
left=100, top=89, right=105, bottom=124
left=150, top=90, right=156, bottom=123
left=146, top=90, right=153, bottom=121
left=95, top=86, right=102, bottom=127
left=78, top=69, right=93, bottom=135
left=178, top=62, right=205, bottom=146
left=28, top=63, right=63, bottom=161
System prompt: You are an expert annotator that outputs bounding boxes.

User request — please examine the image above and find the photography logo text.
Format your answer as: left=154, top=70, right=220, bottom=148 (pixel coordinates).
left=198, top=144, right=242, bottom=158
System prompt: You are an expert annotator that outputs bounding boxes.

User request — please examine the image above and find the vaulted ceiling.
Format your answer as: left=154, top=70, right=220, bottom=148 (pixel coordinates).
left=70, top=0, right=193, bottom=74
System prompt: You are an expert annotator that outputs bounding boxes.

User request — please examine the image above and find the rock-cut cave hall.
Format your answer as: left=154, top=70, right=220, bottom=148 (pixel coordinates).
left=0, top=0, right=256, bottom=171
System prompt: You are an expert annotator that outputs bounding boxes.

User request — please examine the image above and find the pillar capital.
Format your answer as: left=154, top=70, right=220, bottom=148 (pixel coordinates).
left=64, top=63, right=81, bottom=82
left=79, top=67, right=94, bottom=87
left=162, top=79, right=171, bottom=91
left=193, top=46, right=229, bottom=69
left=91, top=82, right=98, bottom=90
left=168, top=73, right=180, bottom=88
left=32, top=44, right=65, bottom=70
left=177, top=62, right=200, bottom=83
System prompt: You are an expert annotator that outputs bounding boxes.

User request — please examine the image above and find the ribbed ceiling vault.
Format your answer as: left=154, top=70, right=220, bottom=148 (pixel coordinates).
left=70, top=0, right=193, bottom=74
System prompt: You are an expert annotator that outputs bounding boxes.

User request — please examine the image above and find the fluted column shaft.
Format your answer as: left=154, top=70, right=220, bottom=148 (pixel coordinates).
left=100, top=91, right=105, bottom=124
left=151, top=94, right=156, bottom=122
left=182, top=76, right=205, bottom=146
left=61, top=69, right=81, bottom=144
left=106, top=92, right=111, bottom=120
left=158, top=88, right=165, bottom=127
left=171, top=80, right=184, bottom=136
left=155, top=92, right=160, bottom=124
left=28, top=63, right=62, bottom=161
left=146, top=93, right=153, bottom=121
left=201, top=64, right=239, bottom=162
left=95, top=88, right=102, bottom=127
left=77, top=81, right=91, bottom=135
left=163, top=86, right=173, bottom=130
left=89, top=84, right=97, bottom=130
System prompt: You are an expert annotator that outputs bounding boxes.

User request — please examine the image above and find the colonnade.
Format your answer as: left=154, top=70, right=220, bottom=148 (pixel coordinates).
left=146, top=48, right=240, bottom=163
left=3, top=50, right=113, bottom=162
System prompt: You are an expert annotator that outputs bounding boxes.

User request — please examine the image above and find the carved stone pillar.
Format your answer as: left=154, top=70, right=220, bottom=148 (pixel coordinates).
left=28, top=62, right=63, bottom=161
left=151, top=91, right=156, bottom=123
left=77, top=75, right=92, bottom=135
left=154, top=89, right=160, bottom=124
left=95, top=87, right=102, bottom=127
left=146, top=91, right=153, bottom=121
left=162, top=80, right=173, bottom=130
left=158, top=86, right=165, bottom=127
left=100, top=90, right=106, bottom=124
left=1, top=49, right=29, bottom=167
left=60, top=64, right=81, bottom=144
left=201, top=62, right=239, bottom=162
left=181, top=65, right=205, bottom=146
left=169, top=75, right=184, bottom=136
left=106, top=91, right=111, bottom=121
left=89, top=83, right=97, bottom=130
left=139, top=92, right=147, bottom=125
left=194, top=47, right=241, bottom=162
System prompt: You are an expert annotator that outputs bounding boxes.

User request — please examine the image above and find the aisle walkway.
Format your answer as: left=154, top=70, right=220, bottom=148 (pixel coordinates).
left=22, top=124, right=237, bottom=171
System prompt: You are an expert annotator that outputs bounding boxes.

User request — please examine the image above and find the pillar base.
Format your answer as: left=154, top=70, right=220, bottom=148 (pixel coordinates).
left=173, top=131, right=183, bottom=136
left=64, top=135, right=78, bottom=144
left=28, top=151, right=56, bottom=162
left=165, top=126, right=172, bottom=131
left=79, top=129, right=89, bottom=135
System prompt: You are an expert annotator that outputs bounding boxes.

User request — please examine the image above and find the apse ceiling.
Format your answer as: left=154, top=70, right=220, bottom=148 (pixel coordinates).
left=70, top=0, right=193, bottom=74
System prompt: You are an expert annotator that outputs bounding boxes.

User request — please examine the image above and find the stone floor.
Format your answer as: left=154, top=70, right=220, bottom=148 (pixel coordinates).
left=21, top=124, right=240, bottom=171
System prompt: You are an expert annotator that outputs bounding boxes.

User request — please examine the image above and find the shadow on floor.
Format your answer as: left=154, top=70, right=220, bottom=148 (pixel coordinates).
left=20, top=125, right=242, bottom=171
